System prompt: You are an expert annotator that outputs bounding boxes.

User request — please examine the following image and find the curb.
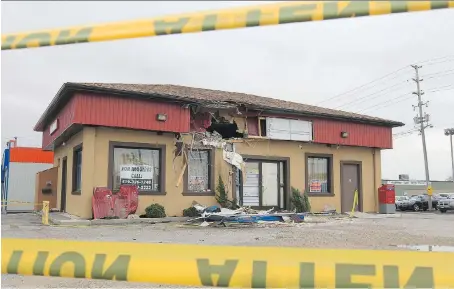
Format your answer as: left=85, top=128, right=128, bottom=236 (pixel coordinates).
left=50, top=219, right=91, bottom=226
left=49, top=216, right=190, bottom=226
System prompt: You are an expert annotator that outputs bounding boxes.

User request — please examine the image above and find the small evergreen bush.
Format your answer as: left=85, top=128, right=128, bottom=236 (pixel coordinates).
left=183, top=206, right=199, bottom=217
left=215, top=175, right=229, bottom=207
left=290, top=187, right=311, bottom=213
left=145, top=203, right=166, bottom=218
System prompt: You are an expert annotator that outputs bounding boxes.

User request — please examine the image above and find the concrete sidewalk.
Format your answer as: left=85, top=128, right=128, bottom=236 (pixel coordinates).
left=47, top=212, right=190, bottom=226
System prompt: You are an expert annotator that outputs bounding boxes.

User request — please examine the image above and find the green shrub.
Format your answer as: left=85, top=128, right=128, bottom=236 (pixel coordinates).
left=145, top=203, right=166, bottom=218
left=215, top=175, right=229, bottom=207
left=290, top=187, right=311, bottom=213
left=183, top=206, right=199, bottom=217
left=215, top=175, right=240, bottom=209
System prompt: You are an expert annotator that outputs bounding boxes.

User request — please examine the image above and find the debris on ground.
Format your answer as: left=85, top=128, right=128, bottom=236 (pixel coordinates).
left=186, top=201, right=308, bottom=227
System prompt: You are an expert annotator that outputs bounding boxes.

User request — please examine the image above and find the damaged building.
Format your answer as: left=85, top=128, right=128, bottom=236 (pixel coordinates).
left=33, top=82, right=404, bottom=219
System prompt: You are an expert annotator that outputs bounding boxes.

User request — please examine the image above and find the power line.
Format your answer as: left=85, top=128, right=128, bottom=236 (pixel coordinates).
left=393, top=128, right=419, bottom=139
left=422, top=58, right=454, bottom=67
left=424, top=68, right=454, bottom=77
left=354, top=81, right=451, bottom=115
left=316, top=55, right=452, bottom=108
left=416, top=54, right=454, bottom=65
left=426, top=84, right=454, bottom=93
left=393, top=128, right=418, bottom=136
left=355, top=92, right=413, bottom=113
left=316, top=66, right=411, bottom=105
left=332, top=79, right=410, bottom=110
left=426, top=72, right=454, bottom=80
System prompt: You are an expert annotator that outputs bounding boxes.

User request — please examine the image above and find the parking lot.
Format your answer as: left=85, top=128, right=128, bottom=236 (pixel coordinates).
left=2, top=212, right=454, bottom=288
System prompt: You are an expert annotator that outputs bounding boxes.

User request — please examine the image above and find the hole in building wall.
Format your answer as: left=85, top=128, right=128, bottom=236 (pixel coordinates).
left=206, top=115, right=244, bottom=139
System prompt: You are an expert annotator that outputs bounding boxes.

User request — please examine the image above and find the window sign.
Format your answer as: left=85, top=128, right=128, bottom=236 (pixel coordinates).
left=120, top=165, right=154, bottom=191
left=112, top=147, right=160, bottom=192
left=309, top=179, right=322, bottom=193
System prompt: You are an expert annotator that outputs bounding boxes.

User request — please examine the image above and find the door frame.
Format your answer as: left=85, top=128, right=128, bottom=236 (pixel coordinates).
left=236, top=155, right=290, bottom=210
left=60, top=157, right=67, bottom=212
left=340, top=161, right=363, bottom=213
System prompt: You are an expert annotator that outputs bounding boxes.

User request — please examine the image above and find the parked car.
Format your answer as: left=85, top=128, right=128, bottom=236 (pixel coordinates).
left=396, top=195, right=438, bottom=212
left=438, top=193, right=454, bottom=199
left=437, top=195, right=454, bottom=213
left=395, top=196, right=409, bottom=209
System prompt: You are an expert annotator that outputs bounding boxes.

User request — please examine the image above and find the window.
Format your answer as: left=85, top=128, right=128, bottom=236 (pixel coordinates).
left=306, top=154, right=333, bottom=194
left=259, top=118, right=267, bottom=137
left=184, top=149, right=214, bottom=194
left=72, top=144, right=83, bottom=193
left=266, top=118, right=313, bottom=141
left=109, top=142, right=165, bottom=194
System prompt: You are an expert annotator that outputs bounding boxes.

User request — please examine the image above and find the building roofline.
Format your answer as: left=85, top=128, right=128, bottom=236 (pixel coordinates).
left=34, top=82, right=405, bottom=131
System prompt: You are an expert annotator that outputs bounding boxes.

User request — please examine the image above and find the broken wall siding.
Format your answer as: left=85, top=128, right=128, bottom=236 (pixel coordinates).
left=189, top=109, right=247, bottom=138
left=190, top=112, right=211, bottom=132
left=246, top=118, right=259, bottom=136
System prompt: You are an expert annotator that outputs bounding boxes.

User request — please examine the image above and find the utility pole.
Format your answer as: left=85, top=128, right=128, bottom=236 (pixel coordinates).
left=411, top=65, right=433, bottom=210
left=445, top=128, right=454, bottom=182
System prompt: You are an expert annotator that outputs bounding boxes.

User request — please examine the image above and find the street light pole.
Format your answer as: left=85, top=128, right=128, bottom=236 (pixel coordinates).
left=445, top=128, right=454, bottom=182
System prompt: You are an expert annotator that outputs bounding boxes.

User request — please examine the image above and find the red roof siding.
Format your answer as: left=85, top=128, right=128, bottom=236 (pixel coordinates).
left=73, top=93, right=190, bottom=132
left=313, top=118, right=393, bottom=149
left=40, top=93, right=392, bottom=150
left=42, top=97, right=76, bottom=149
left=41, top=93, right=190, bottom=150
left=244, top=114, right=393, bottom=149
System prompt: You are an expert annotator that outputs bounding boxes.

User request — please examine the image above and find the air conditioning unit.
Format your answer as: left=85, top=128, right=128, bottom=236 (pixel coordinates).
left=399, top=174, right=409, bottom=181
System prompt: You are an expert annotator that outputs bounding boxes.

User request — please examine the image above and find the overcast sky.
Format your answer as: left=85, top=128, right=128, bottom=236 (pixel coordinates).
left=1, top=1, right=453, bottom=181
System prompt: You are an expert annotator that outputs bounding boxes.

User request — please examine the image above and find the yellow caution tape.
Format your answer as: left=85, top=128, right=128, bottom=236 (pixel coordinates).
left=1, top=200, right=43, bottom=207
left=2, top=238, right=453, bottom=288
left=2, top=200, right=38, bottom=203
left=2, top=1, right=453, bottom=50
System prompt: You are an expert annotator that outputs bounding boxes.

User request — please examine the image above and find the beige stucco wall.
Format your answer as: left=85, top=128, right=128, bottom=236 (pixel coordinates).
left=53, top=131, right=83, bottom=215
left=55, top=127, right=382, bottom=219
left=231, top=139, right=380, bottom=213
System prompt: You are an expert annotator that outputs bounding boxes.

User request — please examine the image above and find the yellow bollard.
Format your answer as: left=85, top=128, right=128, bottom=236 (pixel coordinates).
left=42, top=201, right=49, bottom=225
left=349, top=189, right=359, bottom=218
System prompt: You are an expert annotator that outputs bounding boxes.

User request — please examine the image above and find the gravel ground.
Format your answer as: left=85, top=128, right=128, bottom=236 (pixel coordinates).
left=2, top=211, right=454, bottom=288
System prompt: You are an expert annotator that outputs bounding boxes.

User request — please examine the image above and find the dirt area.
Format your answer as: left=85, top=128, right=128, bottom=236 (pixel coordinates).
left=2, top=212, right=454, bottom=288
